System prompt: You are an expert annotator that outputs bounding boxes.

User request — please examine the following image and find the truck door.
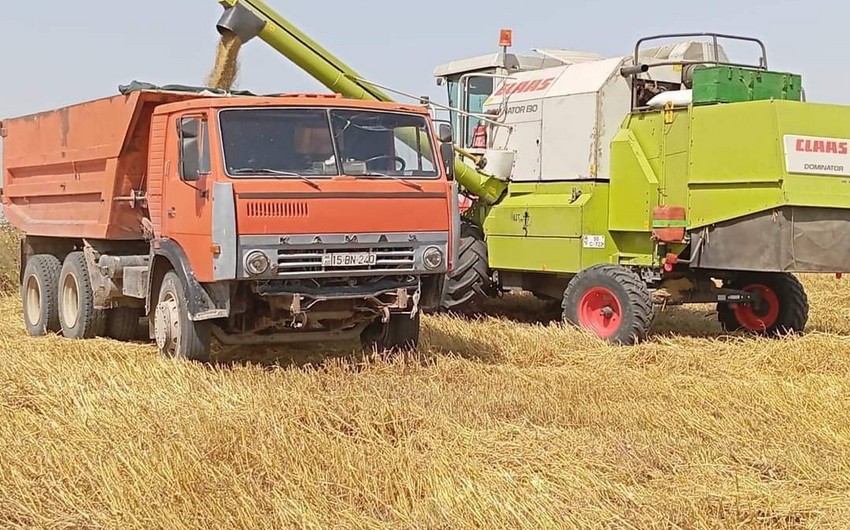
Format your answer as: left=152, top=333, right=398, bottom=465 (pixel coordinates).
left=162, top=112, right=215, bottom=281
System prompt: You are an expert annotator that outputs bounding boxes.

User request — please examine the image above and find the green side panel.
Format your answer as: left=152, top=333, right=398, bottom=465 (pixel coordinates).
left=487, top=236, right=583, bottom=273
left=774, top=100, right=850, bottom=207
left=660, top=110, right=691, bottom=210
left=692, top=66, right=802, bottom=105
left=687, top=102, right=785, bottom=227
left=608, top=127, right=658, bottom=232
left=483, top=182, right=656, bottom=274
left=684, top=99, right=850, bottom=228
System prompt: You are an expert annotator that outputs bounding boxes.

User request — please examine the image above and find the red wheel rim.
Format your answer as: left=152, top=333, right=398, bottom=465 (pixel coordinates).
left=733, top=283, right=780, bottom=331
left=578, top=287, right=622, bottom=339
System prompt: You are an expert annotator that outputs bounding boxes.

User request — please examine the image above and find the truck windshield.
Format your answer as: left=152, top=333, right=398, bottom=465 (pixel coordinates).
left=219, top=108, right=438, bottom=179
left=220, top=109, right=337, bottom=177
left=329, top=110, right=437, bottom=178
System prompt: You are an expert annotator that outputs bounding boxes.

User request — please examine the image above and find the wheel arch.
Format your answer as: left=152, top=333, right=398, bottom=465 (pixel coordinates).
left=146, top=239, right=230, bottom=322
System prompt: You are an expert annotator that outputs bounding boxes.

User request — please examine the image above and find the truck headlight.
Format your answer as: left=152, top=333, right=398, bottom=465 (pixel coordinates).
left=245, top=251, right=271, bottom=276
left=423, top=246, right=444, bottom=270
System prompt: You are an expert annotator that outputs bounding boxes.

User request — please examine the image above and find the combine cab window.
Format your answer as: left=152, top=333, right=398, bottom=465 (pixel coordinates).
left=329, top=110, right=438, bottom=178
left=219, top=109, right=338, bottom=177
left=463, top=76, right=494, bottom=147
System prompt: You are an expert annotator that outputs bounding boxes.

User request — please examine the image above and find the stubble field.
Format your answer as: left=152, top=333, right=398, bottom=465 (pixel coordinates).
left=1, top=224, right=849, bottom=529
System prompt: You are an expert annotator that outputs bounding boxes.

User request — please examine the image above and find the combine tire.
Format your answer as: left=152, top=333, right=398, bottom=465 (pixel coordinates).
left=561, top=265, right=654, bottom=345
left=440, top=220, right=494, bottom=313
left=717, top=273, right=808, bottom=335
left=361, top=312, right=420, bottom=353
left=153, top=271, right=212, bottom=363
left=58, top=252, right=107, bottom=339
left=21, top=254, right=62, bottom=336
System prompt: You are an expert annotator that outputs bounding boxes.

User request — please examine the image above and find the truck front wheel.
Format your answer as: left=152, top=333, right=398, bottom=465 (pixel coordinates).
left=58, top=252, right=106, bottom=339
left=21, top=254, right=62, bottom=336
left=562, top=265, right=654, bottom=345
left=153, top=271, right=212, bottom=363
left=361, top=312, right=420, bottom=353
left=717, top=272, right=808, bottom=335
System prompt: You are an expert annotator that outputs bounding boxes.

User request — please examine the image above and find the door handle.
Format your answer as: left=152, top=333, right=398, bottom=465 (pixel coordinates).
left=167, top=207, right=177, bottom=218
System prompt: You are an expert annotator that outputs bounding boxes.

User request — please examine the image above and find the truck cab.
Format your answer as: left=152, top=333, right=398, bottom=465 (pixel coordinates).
left=3, top=87, right=458, bottom=362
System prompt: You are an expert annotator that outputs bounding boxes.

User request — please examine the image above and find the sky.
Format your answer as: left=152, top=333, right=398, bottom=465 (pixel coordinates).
left=2, top=0, right=850, bottom=123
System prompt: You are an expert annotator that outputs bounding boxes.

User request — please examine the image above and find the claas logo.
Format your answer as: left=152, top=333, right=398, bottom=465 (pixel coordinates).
left=796, top=138, right=849, bottom=155
left=493, top=77, right=556, bottom=97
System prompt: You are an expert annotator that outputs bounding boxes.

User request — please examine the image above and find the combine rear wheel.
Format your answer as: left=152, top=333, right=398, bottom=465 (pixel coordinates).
left=561, top=265, right=654, bottom=345
left=717, top=273, right=808, bottom=335
left=21, top=254, right=62, bottom=336
left=440, top=220, right=495, bottom=313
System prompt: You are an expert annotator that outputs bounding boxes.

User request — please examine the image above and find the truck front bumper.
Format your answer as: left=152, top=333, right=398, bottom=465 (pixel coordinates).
left=236, top=231, right=450, bottom=280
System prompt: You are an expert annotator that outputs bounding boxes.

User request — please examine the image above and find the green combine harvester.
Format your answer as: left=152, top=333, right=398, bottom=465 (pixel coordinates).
left=213, top=1, right=850, bottom=344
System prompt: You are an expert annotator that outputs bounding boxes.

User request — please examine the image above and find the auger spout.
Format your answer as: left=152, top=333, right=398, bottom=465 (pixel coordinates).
left=215, top=0, right=507, bottom=205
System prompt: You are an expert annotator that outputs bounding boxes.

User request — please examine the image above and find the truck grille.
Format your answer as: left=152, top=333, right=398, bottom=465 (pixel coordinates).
left=276, top=246, right=416, bottom=275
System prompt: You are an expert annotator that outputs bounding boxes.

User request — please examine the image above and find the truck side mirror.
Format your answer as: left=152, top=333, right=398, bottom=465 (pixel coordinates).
left=438, top=123, right=453, bottom=144
left=440, top=142, right=455, bottom=180
left=178, top=117, right=211, bottom=182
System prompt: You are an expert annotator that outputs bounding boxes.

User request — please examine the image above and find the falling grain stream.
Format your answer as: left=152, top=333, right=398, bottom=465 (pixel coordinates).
left=207, top=30, right=242, bottom=90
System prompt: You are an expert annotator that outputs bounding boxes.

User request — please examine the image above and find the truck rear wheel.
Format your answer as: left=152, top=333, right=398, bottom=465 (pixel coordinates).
left=440, top=220, right=494, bottom=313
left=718, top=272, right=808, bottom=335
left=106, top=307, right=144, bottom=341
left=561, top=265, right=654, bottom=345
left=58, top=252, right=107, bottom=339
left=21, top=254, right=62, bottom=336
left=361, top=312, right=420, bottom=353
left=153, top=271, right=212, bottom=363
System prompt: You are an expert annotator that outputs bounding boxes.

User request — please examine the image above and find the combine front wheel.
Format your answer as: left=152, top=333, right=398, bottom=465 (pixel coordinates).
left=562, top=265, right=654, bottom=345
left=718, top=273, right=808, bottom=335
left=440, top=220, right=495, bottom=314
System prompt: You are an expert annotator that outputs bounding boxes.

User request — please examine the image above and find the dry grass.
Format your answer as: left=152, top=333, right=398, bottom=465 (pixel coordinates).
left=0, top=222, right=19, bottom=293
left=1, top=226, right=850, bottom=528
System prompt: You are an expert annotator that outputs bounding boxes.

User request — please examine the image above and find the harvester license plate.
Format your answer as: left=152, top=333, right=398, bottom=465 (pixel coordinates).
left=323, top=252, right=377, bottom=267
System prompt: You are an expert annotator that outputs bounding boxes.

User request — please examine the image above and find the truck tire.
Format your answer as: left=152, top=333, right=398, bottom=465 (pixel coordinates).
left=717, top=272, right=808, bottom=335
left=153, top=271, right=212, bottom=363
left=58, top=252, right=107, bottom=339
left=561, top=264, right=654, bottom=345
left=21, top=254, right=62, bottom=336
left=440, top=220, right=494, bottom=313
left=361, top=312, right=420, bottom=353
left=106, top=307, right=144, bottom=341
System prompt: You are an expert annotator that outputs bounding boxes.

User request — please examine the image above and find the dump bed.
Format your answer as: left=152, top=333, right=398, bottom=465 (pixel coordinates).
left=1, top=90, right=203, bottom=240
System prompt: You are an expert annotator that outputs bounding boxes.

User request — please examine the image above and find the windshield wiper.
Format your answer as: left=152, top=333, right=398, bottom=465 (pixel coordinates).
left=360, top=172, right=423, bottom=191
left=231, top=168, right=321, bottom=190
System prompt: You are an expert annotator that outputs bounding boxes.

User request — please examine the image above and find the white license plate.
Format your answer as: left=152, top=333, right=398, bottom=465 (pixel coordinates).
left=322, top=252, right=378, bottom=267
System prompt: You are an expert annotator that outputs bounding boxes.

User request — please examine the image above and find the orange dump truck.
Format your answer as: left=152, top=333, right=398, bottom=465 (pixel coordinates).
left=1, top=86, right=459, bottom=361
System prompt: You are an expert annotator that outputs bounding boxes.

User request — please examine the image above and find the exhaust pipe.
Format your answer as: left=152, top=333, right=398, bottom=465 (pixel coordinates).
left=621, top=64, right=649, bottom=77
